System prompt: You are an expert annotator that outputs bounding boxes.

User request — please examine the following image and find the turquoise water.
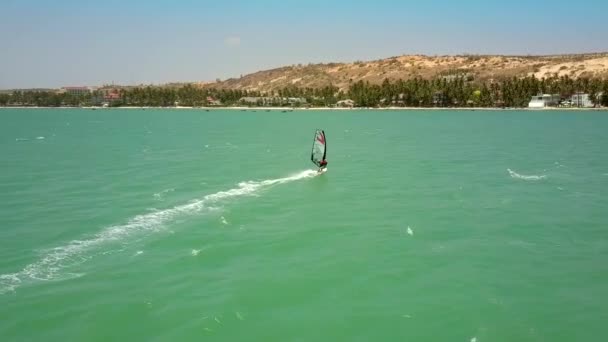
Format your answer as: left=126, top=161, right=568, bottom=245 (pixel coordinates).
left=1, top=108, right=607, bottom=341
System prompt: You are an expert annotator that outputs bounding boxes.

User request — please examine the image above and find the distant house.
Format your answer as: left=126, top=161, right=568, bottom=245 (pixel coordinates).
left=286, top=97, right=307, bottom=105
left=104, top=91, right=121, bottom=101
left=238, top=96, right=305, bottom=106
left=92, top=88, right=122, bottom=106
left=239, top=96, right=271, bottom=105
left=528, top=94, right=561, bottom=108
left=569, top=92, right=594, bottom=108
left=336, top=99, right=355, bottom=107
left=60, top=86, right=92, bottom=96
left=104, top=93, right=120, bottom=100
left=206, top=96, right=222, bottom=106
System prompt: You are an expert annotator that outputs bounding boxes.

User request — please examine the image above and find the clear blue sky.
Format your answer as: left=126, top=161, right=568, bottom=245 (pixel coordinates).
left=1, top=0, right=607, bottom=89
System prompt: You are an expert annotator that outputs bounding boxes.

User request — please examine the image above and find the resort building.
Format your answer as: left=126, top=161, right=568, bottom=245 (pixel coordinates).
left=59, top=86, right=92, bottom=96
left=206, top=96, right=222, bottom=106
left=569, top=92, right=594, bottom=108
left=528, top=94, right=561, bottom=108
left=239, top=96, right=273, bottom=105
left=336, top=99, right=355, bottom=107
left=238, top=96, right=306, bottom=106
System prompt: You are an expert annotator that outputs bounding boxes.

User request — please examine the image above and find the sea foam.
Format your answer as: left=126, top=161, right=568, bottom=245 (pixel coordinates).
left=507, top=168, right=547, bottom=181
left=153, top=188, right=175, bottom=200
left=0, top=169, right=319, bottom=294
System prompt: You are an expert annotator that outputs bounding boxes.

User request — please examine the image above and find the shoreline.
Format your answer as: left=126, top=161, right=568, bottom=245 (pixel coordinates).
left=1, top=105, right=607, bottom=111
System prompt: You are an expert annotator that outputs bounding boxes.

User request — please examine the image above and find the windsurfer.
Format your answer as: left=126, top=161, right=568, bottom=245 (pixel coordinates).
left=318, top=159, right=328, bottom=171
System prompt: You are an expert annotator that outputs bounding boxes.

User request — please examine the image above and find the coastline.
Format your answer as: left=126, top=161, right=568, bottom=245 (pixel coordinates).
left=1, top=105, right=607, bottom=111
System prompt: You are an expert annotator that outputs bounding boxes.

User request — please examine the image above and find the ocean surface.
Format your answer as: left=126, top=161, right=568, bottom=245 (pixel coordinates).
left=1, top=108, right=607, bottom=341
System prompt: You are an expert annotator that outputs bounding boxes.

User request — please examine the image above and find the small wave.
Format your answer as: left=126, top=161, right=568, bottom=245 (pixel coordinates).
left=0, top=169, right=318, bottom=294
left=507, top=168, right=547, bottom=181
left=15, top=136, right=45, bottom=142
left=191, top=249, right=200, bottom=256
left=406, top=226, right=414, bottom=236
left=0, top=274, right=21, bottom=294
left=153, top=188, right=175, bottom=200
left=220, top=216, right=228, bottom=225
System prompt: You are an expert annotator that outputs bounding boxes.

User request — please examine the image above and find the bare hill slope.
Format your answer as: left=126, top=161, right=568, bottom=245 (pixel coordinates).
left=209, top=53, right=608, bottom=92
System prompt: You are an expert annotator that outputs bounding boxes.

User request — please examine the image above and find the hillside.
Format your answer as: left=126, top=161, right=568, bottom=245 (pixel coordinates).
left=209, top=53, right=608, bottom=93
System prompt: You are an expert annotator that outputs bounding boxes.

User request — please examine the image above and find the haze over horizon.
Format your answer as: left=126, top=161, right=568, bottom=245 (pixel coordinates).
left=1, top=0, right=607, bottom=89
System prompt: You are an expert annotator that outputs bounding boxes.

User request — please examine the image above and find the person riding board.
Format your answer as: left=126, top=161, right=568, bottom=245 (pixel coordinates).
left=318, top=158, right=328, bottom=171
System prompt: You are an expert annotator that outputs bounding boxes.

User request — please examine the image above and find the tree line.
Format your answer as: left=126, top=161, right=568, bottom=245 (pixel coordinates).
left=2, top=75, right=607, bottom=107
left=346, top=76, right=608, bottom=107
left=0, top=91, right=87, bottom=107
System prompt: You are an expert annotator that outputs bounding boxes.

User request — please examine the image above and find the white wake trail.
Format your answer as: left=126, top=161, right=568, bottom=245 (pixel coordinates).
left=0, top=169, right=319, bottom=294
left=507, top=168, right=547, bottom=181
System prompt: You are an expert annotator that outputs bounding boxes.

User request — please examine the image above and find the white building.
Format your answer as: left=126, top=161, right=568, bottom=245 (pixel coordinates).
left=528, top=94, right=561, bottom=108
left=336, top=99, right=355, bottom=107
left=59, top=86, right=92, bottom=96
left=570, top=92, right=594, bottom=108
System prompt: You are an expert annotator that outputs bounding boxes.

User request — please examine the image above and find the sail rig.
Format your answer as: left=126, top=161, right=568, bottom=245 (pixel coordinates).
left=311, top=129, right=327, bottom=167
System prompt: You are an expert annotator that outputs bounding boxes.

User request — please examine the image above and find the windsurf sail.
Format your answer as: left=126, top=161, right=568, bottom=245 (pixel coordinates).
left=311, top=129, right=326, bottom=167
